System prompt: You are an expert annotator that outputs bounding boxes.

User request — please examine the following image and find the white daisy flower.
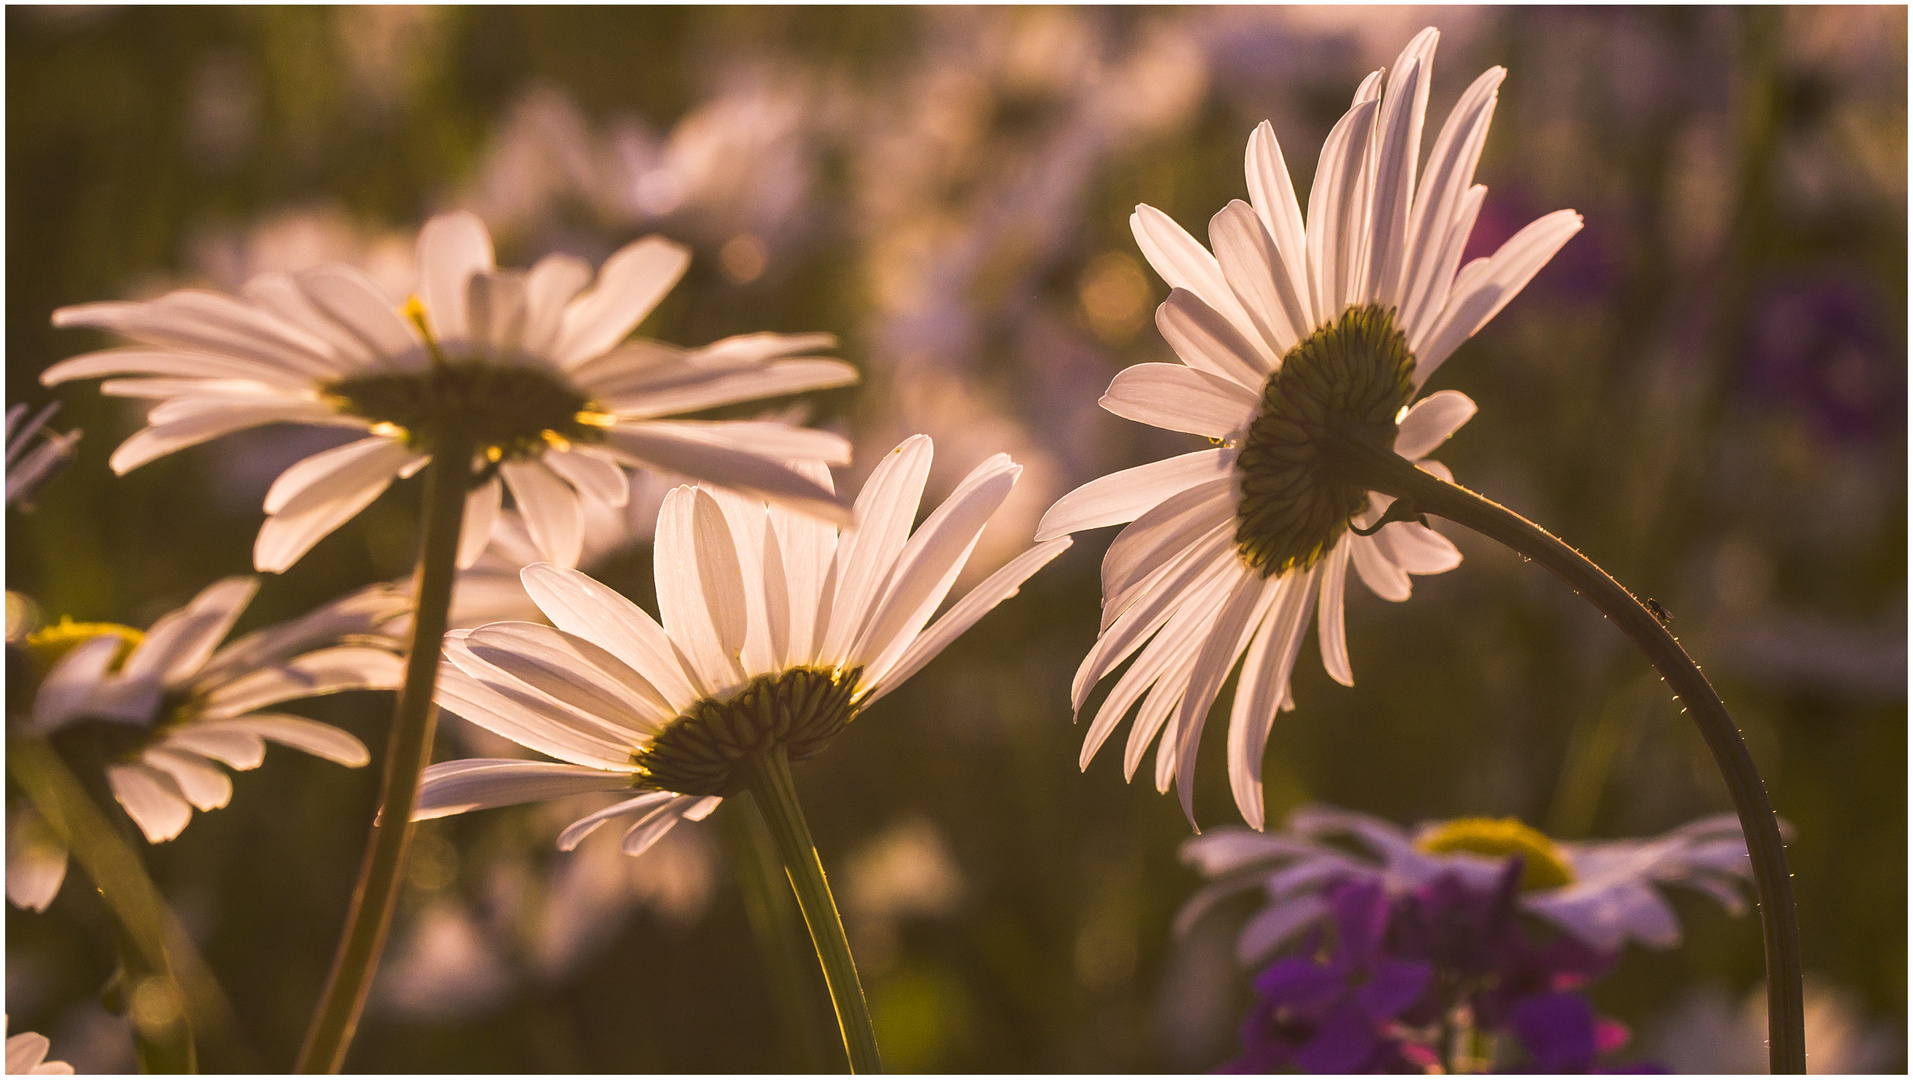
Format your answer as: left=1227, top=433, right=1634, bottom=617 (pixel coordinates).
left=414, top=435, right=1070, bottom=856
left=5, top=403, right=81, bottom=508
left=44, top=211, right=859, bottom=573
left=4, top=1018, right=73, bottom=1075
left=1035, top=28, right=1584, bottom=827
left=1179, top=806, right=1758, bottom=964
left=9, top=577, right=406, bottom=908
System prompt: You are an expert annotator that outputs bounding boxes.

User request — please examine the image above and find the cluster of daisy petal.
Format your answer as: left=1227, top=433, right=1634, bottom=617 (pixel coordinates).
left=1189, top=807, right=1756, bottom=1073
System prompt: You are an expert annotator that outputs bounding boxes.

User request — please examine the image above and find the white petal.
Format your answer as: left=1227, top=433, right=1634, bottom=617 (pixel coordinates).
left=107, top=400, right=354, bottom=476
left=501, top=459, right=584, bottom=569
left=1243, top=122, right=1313, bottom=331
left=592, top=358, right=861, bottom=419
left=706, top=487, right=777, bottom=675
left=857, top=454, right=1021, bottom=680
left=635, top=420, right=852, bottom=465
left=1394, top=390, right=1477, bottom=460
left=265, top=437, right=407, bottom=515
left=1173, top=572, right=1276, bottom=825
left=463, top=622, right=673, bottom=735
left=436, top=655, right=633, bottom=768
left=1415, top=209, right=1584, bottom=384
left=7, top=805, right=69, bottom=912
left=1071, top=529, right=1236, bottom=712
left=457, top=475, right=503, bottom=569
left=1316, top=537, right=1354, bottom=687
left=518, top=563, right=700, bottom=711
left=1226, top=568, right=1316, bottom=828
left=542, top=449, right=629, bottom=510
left=1035, top=448, right=1231, bottom=541
left=1375, top=520, right=1461, bottom=576
left=1154, top=289, right=1268, bottom=391
left=414, top=758, right=632, bottom=821
left=1401, top=67, right=1503, bottom=333
left=1100, top=483, right=1236, bottom=631
left=1366, top=31, right=1437, bottom=306
left=619, top=795, right=700, bottom=857
left=198, top=644, right=400, bottom=718
left=1348, top=532, right=1412, bottom=602
left=41, top=346, right=313, bottom=389
left=159, top=725, right=266, bottom=771
left=555, top=791, right=678, bottom=850
left=297, top=265, right=421, bottom=360
left=1209, top=200, right=1302, bottom=357
left=1130, top=204, right=1267, bottom=365
left=861, top=537, right=1071, bottom=705
left=197, top=714, right=371, bottom=767
left=416, top=211, right=496, bottom=344
left=1099, top=363, right=1256, bottom=440
left=254, top=439, right=422, bottom=573
left=600, top=425, right=850, bottom=526
left=551, top=236, right=692, bottom=366
left=768, top=460, right=839, bottom=665
left=521, top=253, right=594, bottom=355
left=106, top=763, right=194, bottom=843
left=1304, top=98, right=1381, bottom=324
left=689, top=488, right=752, bottom=672
left=653, top=487, right=741, bottom=695
left=142, top=748, right=232, bottom=812
left=242, top=272, right=376, bottom=370
left=122, top=576, right=258, bottom=687
left=31, top=635, right=160, bottom=733
left=820, top=435, right=933, bottom=662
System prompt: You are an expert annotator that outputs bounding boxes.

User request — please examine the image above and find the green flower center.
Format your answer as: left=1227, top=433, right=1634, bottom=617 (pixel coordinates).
left=1417, top=816, right=1577, bottom=891
left=322, top=298, right=609, bottom=461
left=1232, top=304, right=1416, bottom=577
left=632, top=666, right=863, bottom=796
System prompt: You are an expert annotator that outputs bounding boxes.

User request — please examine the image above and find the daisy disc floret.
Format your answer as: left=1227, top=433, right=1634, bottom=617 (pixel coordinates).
left=1035, top=27, right=1582, bottom=828
left=45, top=212, right=860, bottom=573
left=7, top=578, right=406, bottom=909
left=415, top=435, right=1070, bottom=855
left=1178, top=805, right=1760, bottom=964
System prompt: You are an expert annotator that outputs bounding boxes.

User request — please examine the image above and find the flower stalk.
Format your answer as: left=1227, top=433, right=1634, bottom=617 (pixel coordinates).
left=721, top=796, right=836, bottom=1071
left=7, top=736, right=254, bottom=1073
left=1325, top=426, right=1806, bottom=1074
left=743, top=743, right=883, bottom=1074
left=296, top=427, right=474, bottom=1074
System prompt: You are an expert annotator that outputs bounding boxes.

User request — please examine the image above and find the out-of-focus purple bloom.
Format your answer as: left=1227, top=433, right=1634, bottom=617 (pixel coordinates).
left=1741, top=272, right=1903, bottom=444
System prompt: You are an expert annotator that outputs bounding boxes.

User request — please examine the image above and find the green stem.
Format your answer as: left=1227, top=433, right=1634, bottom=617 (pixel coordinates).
left=295, top=432, right=473, bottom=1073
left=7, top=736, right=258, bottom=1072
left=721, top=795, right=836, bottom=1071
left=1331, top=430, right=1806, bottom=1073
left=743, top=744, right=882, bottom=1074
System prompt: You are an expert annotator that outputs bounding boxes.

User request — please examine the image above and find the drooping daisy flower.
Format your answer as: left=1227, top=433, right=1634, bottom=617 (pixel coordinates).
left=414, top=435, right=1070, bottom=855
left=44, top=212, right=858, bottom=573
left=8, top=577, right=406, bottom=908
left=5, top=403, right=82, bottom=509
left=1036, top=28, right=1583, bottom=826
left=1179, top=805, right=1757, bottom=965
left=4, top=1018, right=73, bottom=1075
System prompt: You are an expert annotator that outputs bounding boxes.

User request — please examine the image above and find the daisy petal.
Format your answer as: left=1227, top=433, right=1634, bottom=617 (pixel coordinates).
left=1131, top=204, right=1268, bottom=365
left=501, top=459, right=585, bottom=569
left=458, top=475, right=503, bottom=569
left=1393, top=390, right=1476, bottom=460
left=414, top=759, right=633, bottom=821
left=556, top=791, right=679, bottom=850
left=518, top=563, right=700, bottom=711
left=1036, top=448, right=1231, bottom=541
left=600, top=425, right=851, bottom=526
left=1416, top=209, right=1584, bottom=384
left=1099, top=363, right=1256, bottom=440
left=254, top=439, right=423, bottom=573
left=143, top=748, right=232, bottom=812
left=417, top=211, right=496, bottom=344
left=106, top=763, right=194, bottom=843
left=552, top=237, right=692, bottom=366
left=1155, top=289, right=1268, bottom=391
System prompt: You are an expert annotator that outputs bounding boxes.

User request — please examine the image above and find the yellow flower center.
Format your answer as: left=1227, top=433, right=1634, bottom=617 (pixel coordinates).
left=22, top=617, right=144, bottom=676
left=322, top=295, right=607, bottom=461
left=1416, top=816, right=1576, bottom=891
left=634, top=666, right=863, bottom=796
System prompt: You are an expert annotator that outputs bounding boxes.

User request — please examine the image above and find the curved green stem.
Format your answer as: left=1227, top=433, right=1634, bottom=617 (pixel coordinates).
left=721, top=795, right=836, bottom=1071
left=1330, top=429, right=1805, bottom=1073
left=296, top=432, right=473, bottom=1073
left=743, top=744, right=883, bottom=1074
left=8, top=736, right=258, bottom=1072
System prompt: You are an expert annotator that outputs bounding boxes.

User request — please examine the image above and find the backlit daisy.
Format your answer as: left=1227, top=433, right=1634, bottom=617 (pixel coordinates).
left=11, top=577, right=406, bottom=904
left=1036, top=28, right=1582, bottom=827
left=44, top=212, right=858, bottom=572
left=414, top=435, right=1070, bottom=855
left=1179, top=805, right=1757, bottom=963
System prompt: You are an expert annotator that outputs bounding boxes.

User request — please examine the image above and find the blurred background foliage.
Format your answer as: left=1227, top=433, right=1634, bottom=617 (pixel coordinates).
left=6, top=5, right=1905, bottom=1072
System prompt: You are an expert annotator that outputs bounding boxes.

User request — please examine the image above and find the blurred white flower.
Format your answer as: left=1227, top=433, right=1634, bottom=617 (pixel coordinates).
left=4, top=1017, right=73, bottom=1075
left=414, top=435, right=1068, bottom=857
left=47, top=211, right=857, bottom=572
left=10, top=577, right=405, bottom=896
left=1179, top=805, right=1758, bottom=965
left=1648, top=976, right=1901, bottom=1075
left=1036, top=28, right=1582, bottom=827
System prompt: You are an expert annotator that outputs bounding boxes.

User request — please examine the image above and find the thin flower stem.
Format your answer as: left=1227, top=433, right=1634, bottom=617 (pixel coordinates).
left=1329, top=429, right=1806, bottom=1074
left=721, top=795, right=837, bottom=1071
left=7, top=736, right=257, bottom=1073
left=296, top=431, right=473, bottom=1073
left=743, top=744, right=883, bottom=1074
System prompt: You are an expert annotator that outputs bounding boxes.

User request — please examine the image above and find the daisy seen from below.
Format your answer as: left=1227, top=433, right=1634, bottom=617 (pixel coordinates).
left=6, top=577, right=406, bottom=910
left=1035, top=27, right=1582, bottom=828
left=1179, top=805, right=1760, bottom=966
left=415, top=435, right=1070, bottom=1071
left=44, top=210, right=859, bottom=574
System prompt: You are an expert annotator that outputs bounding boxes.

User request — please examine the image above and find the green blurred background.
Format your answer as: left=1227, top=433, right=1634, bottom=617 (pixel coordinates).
left=7, top=6, right=1905, bottom=1072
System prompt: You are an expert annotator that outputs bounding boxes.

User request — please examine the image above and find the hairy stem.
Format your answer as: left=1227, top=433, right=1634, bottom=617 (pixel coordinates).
left=1330, top=429, right=1805, bottom=1073
left=296, top=432, right=472, bottom=1073
left=743, top=744, right=883, bottom=1074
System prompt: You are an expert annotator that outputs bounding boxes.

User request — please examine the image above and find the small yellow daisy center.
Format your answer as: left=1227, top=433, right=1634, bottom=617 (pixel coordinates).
left=1416, top=816, right=1576, bottom=891
left=322, top=295, right=607, bottom=461
left=22, top=617, right=144, bottom=676
left=1233, top=304, right=1416, bottom=577
left=633, top=666, right=863, bottom=796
